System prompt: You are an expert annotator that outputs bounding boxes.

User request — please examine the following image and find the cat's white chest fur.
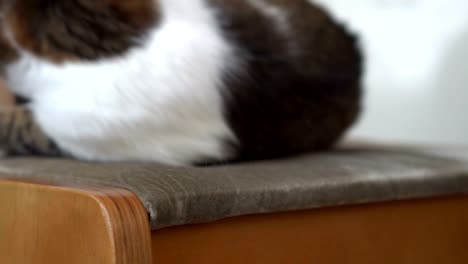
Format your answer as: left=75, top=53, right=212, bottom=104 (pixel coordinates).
left=4, top=0, right=236, bottom=165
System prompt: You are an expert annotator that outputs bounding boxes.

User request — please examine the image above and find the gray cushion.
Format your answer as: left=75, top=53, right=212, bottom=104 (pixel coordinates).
left=0, top=143, right=467, bottom=230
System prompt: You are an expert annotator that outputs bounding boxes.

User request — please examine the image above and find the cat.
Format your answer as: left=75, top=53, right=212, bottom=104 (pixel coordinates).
left=0, top=0, right=362, bottom=166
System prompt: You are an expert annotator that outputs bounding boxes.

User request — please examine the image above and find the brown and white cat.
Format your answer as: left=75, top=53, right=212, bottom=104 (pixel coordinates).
left=0, top=0, right=362, bottom=166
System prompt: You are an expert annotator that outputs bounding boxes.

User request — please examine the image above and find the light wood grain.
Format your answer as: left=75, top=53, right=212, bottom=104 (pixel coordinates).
left=151, top=195, right=468, bottom=264
left=2, top=178, right=468, bottom=264
left=0, top=179, right=152, bottom=264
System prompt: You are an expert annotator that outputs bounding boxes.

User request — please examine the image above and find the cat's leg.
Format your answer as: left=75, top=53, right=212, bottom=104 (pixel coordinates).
left=0, top=106, right=62, bottom=156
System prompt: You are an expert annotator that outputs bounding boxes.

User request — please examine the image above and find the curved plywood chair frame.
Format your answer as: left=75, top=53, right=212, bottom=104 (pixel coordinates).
left=1, top=179, right=468, bottom=264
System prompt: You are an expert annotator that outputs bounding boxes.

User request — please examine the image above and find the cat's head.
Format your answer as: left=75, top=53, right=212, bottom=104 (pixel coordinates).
left=0, top=0, right=158, bottom=67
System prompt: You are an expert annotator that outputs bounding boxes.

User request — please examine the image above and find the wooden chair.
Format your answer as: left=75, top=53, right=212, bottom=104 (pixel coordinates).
left=1, top=144, right=468, bottom=264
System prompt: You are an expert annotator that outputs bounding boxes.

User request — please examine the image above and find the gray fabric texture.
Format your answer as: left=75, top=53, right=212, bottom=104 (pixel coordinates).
left=0, top=144, right=468, bottom=230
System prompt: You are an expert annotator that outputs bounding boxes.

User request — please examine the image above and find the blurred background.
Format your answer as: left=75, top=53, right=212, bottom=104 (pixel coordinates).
left=315, top=0, right=468, bottom=145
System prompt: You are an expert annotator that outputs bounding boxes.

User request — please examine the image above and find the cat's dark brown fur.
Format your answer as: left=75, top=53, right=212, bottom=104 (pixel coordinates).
left=4, top=0, right=159, bottom=62
left=209, top=0, right=362, bottom=161
left=0, top=23, right=17, bottom=73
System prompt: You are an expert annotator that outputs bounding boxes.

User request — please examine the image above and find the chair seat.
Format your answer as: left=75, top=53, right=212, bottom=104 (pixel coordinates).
left=0, top=142, right=467, bottom=230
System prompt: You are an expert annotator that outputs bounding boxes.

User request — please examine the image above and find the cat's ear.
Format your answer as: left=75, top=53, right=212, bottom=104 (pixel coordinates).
left=4, top=0, right=159, bottom=62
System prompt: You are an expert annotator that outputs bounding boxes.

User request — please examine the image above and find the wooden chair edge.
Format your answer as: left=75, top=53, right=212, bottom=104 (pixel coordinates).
left=0, top=178, right=152, bottom=264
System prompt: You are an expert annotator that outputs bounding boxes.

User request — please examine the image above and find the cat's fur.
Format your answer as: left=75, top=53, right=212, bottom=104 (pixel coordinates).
left=0, top=0, right=362, bottom=166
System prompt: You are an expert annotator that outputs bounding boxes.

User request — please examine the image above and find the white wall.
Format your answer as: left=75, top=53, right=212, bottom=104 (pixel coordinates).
left=314, top=0, right=468, bottom=145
